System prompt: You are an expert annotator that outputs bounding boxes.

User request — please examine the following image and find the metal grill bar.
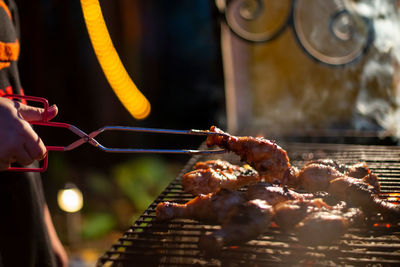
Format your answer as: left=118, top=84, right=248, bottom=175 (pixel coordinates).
left=98, top=142, right=400, bottom=266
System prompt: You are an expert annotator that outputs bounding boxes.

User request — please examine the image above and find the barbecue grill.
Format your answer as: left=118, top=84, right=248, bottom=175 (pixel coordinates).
left=98, top=1, right=400, bottom=265
left=98, top=139, right=400, bottom=266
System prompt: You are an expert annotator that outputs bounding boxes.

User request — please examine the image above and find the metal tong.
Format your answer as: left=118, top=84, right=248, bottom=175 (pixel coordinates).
left=4, top=95, right=227, bottom=172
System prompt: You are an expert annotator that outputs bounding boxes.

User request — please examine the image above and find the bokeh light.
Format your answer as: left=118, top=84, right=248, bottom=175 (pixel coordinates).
left=58, top=187, right=84, bottom=213
left=80, top=0, right=151, bottom=119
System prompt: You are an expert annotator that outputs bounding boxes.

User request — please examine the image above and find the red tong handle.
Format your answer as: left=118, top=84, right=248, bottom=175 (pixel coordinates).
left=4, top=95, right=69, bottom=172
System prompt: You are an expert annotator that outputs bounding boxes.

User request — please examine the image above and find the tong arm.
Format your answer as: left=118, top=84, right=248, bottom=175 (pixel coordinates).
left=85, top=126, right=228, bottom=154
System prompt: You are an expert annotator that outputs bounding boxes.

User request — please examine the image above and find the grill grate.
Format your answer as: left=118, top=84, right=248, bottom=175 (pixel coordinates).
left=98, top=142, right=400, bottom=266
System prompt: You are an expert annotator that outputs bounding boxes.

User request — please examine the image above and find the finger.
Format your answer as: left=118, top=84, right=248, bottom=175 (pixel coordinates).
left=13, top=144, right=35, bottom=166
left=17, top=102, right=58, bottom=122
left=46, top=104, right=58, bottom=121
left=21, top=121, right=47, bottom=160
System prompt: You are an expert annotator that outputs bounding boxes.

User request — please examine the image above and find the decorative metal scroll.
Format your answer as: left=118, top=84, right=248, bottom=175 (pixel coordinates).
left=217, top=0, right=374, bottom=66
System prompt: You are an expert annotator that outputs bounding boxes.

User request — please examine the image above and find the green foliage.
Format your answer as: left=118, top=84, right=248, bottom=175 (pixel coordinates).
left=86, top=172, right=113, bottom=196
left=81, top=212, right=117, bottom=239
left=112, top=156, right=175, bottom=212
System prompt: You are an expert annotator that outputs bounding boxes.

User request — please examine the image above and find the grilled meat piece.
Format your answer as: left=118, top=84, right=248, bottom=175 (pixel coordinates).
left=199, top=199, right=273, bottom=251
left=298, top=163, right=344, bottom=192
left=295, top=206, right=364, bottom=246
left=193, top=159, right=239, bottom=171
left=247, top=182, right=314, bottom=206
left=308, top=159, right=369, bottom=178
left=298, top=161, right=380, bottom=192
left=273, top=197, right=364, bottom=245
left=295, top=211, right=350, bottom=246
left=155, top=189, right=247, bottom=223
left=301, top=159, right=380, bottom=192
left=206, top=126, right=292, bottom=184
left=273, top=198, right=334, bottom=230
left=329, top=176, right=399, bottom=220
left=182, top=161, right=259, bottom=195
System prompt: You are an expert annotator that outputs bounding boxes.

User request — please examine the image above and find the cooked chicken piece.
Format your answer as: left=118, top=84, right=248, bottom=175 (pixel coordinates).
left=297, top=163, right=344, bottom=192
left=155, top=189, right=247, bottom=223
left=343, top=162, right=370, bottom=178
left=328, top=176, right=399, bottom=220
left=303, top=159, right=380, bottom=192
left=206, top=126, right=292, bottom=184
left=361, top=173, right=380, bottom=192
left=182, top=161, right=259, bottom=195
left=308, top=159, right=369, bottom=178
left=295, top=211, right=350, bottom=246
left=272, top=196, right=364, bottom=246
left=295, top=206, right=364, bottom=246
left=199, top=199, right=273, bottom=251
left=247, top=182, right=314, bottom=206
left=193, top=159, right=239, bottom=171
left=328, top=176, right=377, bottom=204
left=298, top=161, right=380, bottom=192
left=273, top=198, right=334, bottom=230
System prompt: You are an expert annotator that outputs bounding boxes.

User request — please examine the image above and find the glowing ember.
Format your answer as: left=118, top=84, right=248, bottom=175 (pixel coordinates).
left=386, top=193, right=400, bottom=203
left=373, top=223, right=392, bottom=228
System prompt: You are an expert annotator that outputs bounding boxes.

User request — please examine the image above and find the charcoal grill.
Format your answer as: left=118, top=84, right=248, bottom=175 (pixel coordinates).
left=98, top=141, right=400, bottom=266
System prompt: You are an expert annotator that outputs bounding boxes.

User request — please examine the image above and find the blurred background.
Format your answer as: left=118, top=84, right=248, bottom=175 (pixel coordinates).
left=15, top=0, right=225, bottom=265
left=12, top=0, right=400, bottom=265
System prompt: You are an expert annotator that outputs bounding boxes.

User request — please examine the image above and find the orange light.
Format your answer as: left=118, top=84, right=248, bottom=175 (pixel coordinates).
left=270, top=222, right=279, bottom=228
left=373, top=223, right=392, bottom=228
left=386, top=193, right=400, bottom=203
left=80, top=0, right=151, bottom=120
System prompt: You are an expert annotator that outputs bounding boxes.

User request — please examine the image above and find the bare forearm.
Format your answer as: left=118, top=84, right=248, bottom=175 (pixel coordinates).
left=44, top=205, right=68, bottom=267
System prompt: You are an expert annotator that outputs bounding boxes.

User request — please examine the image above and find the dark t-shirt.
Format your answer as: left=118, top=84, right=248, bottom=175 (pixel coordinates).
left=0, top=0, right=56, bottom=266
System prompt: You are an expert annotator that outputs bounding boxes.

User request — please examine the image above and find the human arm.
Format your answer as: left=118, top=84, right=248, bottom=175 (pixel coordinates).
left=44, top=205, right=69, bottom=267
left=0, top=97, right=57, bottom=170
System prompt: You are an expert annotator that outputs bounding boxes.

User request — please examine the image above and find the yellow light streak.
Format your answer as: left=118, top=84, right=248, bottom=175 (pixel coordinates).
left=80, top=0, right=150, bottom=119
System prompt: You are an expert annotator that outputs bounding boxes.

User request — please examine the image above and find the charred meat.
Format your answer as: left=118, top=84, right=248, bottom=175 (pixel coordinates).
left=273, top=198, right=334, bottom=230
left=199, top=199, right=273, bottom=251
left=297, top=163, right=344, bottom=192
left=329, top=176, right=399, bottom=220
left=156, top=189, right=247, bottom=223
left=247, top=182, right=314, bottom=206
left=298, top=160, right=380, bottom=192
left=182, top=160, right=259, bottom=195
left=206, top=126, right=292, bottom=184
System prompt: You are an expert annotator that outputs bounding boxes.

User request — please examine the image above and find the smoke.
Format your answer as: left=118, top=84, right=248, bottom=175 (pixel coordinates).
left=225, top=0, right=400, bottom=138
left=352, top=0, right=400, bottom=137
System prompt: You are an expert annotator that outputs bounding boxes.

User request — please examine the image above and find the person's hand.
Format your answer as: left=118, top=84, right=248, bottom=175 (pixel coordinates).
left=0, top=97, right=58, bottom=170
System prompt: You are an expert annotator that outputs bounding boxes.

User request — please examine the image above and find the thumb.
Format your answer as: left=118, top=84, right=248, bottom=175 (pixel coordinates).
left=18, top=103, right=58, bottom=122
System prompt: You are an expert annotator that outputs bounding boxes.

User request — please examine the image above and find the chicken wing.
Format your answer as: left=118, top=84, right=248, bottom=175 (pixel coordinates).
left=307, top=159, right=370, bottom=178
left=247, top=182, right=314, bottom=206
left=297, top=163, right=344, bottom=192
left=273, top=197, right=364, bottom=245
left=298, top=160, right=380, bottom=192
left=182, top=160, right=259, bottom=195
left=155, top=189, right=247, bottom=223
left=295, top=211, right=350, bottom=246
left=273, top=198, right=334, bottom=230
left=206, top=126, right=292, bottom=184
left=328, top=176, right=399, bottom=220
left=193, top=159, right=239, bottom=171
left=199, top=199, right=273, bottom=251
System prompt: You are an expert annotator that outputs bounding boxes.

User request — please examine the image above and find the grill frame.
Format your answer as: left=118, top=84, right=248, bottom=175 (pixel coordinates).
left=98, top=142, right=400, bottom=266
